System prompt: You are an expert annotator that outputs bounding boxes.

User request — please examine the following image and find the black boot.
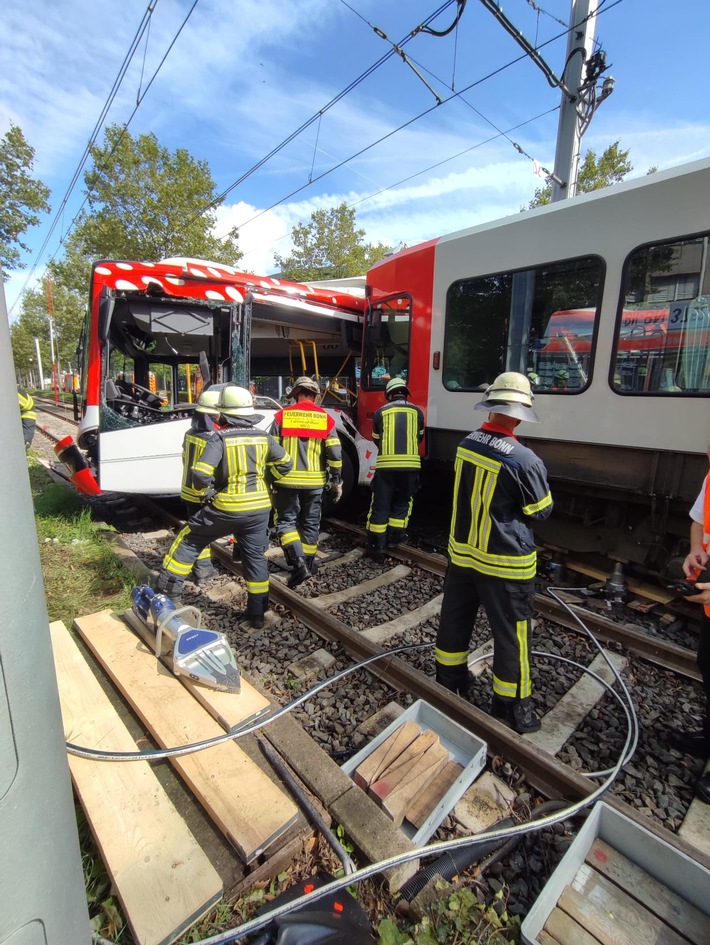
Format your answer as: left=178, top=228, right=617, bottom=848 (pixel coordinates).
left=154, top=571, right=184, bottom=605
left=193, top=564, right=217, bottom=584
left=491, top=695, right=541, bottom=734
left=287, top=557, right=310, bottom=588
left=305, top=555, right=319, bottom=576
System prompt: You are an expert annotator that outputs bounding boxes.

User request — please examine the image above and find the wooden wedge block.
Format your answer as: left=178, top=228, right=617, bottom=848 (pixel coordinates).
left=369, top=730, right=440, bottom=804
left=406, top=759, right=464, bottom=830
left=585, top=838, right=710, bottom=945
left=353, top=719, right=421, bottom=789
left=122, top=608, right=271, bottom=732
left=382, top=741, right=450, bottom=827
left=74, top=610, right=298, bottom=864
left=49, top=621, right=222, bottom=945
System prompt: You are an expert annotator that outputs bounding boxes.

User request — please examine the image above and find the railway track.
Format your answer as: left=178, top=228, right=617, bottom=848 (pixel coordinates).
left=31, top=409, right=710, bottom=932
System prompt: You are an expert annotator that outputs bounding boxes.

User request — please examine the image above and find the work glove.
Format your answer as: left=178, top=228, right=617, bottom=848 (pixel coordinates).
left=329, top=480, right=343, bottom=503
left=201, top=486, right=216, bottom=504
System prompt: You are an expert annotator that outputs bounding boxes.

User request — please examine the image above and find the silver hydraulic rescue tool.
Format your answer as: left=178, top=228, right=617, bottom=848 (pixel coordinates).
left=129, top=585, right=241, bottom=693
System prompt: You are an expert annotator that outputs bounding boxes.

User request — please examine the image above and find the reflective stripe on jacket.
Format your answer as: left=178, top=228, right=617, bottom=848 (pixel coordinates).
left=372, top=399, right=424, bottom=470
left=18, top=388, right=37, bottom=422
left=448, top=423, right=553, bottom=580
left=271, top=402, right=342, bottom=489
left=193, top=421, right=293, bottom=513
left=181, top=415, right=218, bottom=503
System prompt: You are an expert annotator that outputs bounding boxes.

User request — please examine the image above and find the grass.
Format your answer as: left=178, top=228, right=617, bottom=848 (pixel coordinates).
left=29, top=458, right=134, bottom=623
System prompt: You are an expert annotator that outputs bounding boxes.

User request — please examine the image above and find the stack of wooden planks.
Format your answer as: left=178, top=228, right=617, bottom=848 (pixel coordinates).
left=353, top=719, right=464, bottom=830
left=538, top=837, right=710, bottom=945
left=50, top=610, right=303, bottom=945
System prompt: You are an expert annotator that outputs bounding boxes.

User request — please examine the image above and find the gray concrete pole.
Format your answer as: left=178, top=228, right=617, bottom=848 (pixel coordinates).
left=0, top=275, right=90, bottom=942
left=551, top=0, right=599, bottom=201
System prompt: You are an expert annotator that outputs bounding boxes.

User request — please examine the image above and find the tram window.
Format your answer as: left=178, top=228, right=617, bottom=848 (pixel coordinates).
left=361, top=296, right=412, bottom=391
left=614, top=235, right=710, bottom=394
left=443, top=256, right=603, bottom=393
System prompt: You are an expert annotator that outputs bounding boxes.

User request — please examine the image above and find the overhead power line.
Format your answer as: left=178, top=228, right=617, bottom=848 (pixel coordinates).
left=10, top=0, right=202, bottom=314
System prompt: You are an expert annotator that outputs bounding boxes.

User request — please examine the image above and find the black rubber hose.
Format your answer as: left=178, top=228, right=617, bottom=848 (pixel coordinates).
left=398, top=798, right=569, bottom=902
left=257, top=735, right=356, bottom=875
left=398, top=815, right=515, bottom=902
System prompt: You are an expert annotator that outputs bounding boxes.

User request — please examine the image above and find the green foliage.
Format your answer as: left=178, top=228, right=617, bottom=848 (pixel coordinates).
left=11, top=278, right=84, bottom=381
left=378, top=883, right=521, bottom=945
left=53, top=124, right=242, bottom=290
left=526, top=140, right=633, bottom=208
left=0, top=124, right=51, bottom=274
left=274, top=202, right=389, bottom=281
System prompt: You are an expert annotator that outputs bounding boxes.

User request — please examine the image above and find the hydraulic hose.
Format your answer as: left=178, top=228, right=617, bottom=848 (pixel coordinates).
left=257, top=734, right=356, bottom=876
left=89, top=583, right=639, bottom=945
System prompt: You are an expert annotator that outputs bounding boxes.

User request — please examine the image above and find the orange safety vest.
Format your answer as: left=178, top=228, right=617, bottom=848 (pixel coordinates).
left=702, top=473, right=710, bottom=616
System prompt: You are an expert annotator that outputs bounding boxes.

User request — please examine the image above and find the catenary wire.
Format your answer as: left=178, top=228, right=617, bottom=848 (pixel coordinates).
left=207, top=0, right=625, bottom=239
left=9, top=0, right=202, bottom=314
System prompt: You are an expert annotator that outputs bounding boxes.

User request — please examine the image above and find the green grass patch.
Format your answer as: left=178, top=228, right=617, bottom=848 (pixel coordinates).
left=29, top=458, right=134, bottom=623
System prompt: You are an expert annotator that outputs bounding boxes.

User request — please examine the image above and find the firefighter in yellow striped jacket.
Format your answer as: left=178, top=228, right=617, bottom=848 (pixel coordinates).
left=18, top=387, right=37, bottom=449
left=270, top=377, right=343, bottom=587
left=179, top=387, right=221, bottom=584
left=435, top=372, right=552, bottom=734
left=365, top=377, right=424, bottom=557
left=156, top=386, right=292, bottom=628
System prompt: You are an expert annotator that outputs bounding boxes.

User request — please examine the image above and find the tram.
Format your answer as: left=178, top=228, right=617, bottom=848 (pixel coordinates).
left=357, top=156, right=710, bottom=573
left=73, top=259, right=373, bottom=495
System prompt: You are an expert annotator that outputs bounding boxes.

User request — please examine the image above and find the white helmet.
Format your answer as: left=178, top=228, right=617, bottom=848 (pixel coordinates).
left=218, top=385, right=256, bottom=417
left=195, top=388, right=221, bottom=415
left=474, top=371, right=540, bottom=422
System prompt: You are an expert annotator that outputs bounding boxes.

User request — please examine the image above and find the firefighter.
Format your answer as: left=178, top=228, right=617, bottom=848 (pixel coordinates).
left=365, top=377, right=424, bottom=557
left=179, top=387, right=222, bottom=584
left=670, top=466, right=710, bottom=803
left=270, top=376, right=343, bottom=587
left=434, top=372, right=553, bottom=734
left=156, top=386, right=292, bottom=628
left=18, top=387, right=37, bottom=449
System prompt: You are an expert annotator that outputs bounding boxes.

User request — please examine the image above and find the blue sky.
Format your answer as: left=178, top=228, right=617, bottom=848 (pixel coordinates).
left=2, top=0, right=709, bottom=315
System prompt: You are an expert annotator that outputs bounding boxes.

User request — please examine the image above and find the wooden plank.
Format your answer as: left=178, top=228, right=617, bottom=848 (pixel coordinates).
left=122, top=609, right=271, bottom=732
left=558, top=863, right=689, bottom=945
left=382, top=741, right=450, bottom=827
left=406, top=760, right=464, bottom=829
left=369, top=730, right=440, bottom=804
left=74, top=610, right=298, bottom=864
left=49, top=621, right=222, bottom=945
left=353, top=720, right=421, bottom=789
left=544, top=907, right=603, bottom=945
left=538, top=931, right=563, bottom=945
left=586, top=838, right=710, bottom=944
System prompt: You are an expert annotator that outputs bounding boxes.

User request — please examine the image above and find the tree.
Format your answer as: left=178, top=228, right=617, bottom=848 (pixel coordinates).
left=526, top=141, right=633, bottom=209
left=274, top=203, right=389, bottom=281
left=0, top=125, right=51, bottom=274
left=53, top=124, right=242, bottom=292
left=10, top=279, right=84, bottom=383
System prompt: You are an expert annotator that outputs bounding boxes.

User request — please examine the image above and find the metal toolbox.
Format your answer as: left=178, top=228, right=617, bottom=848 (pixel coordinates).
left=521, top=800, right=710, bottom=945
left=342, top=699, right=487, bottom=847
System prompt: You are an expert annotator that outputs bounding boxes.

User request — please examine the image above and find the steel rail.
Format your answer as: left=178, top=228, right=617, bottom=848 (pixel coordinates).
left=325, top=518, right=701, bottom=682
left=125, top=499, right=710, bottom=871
